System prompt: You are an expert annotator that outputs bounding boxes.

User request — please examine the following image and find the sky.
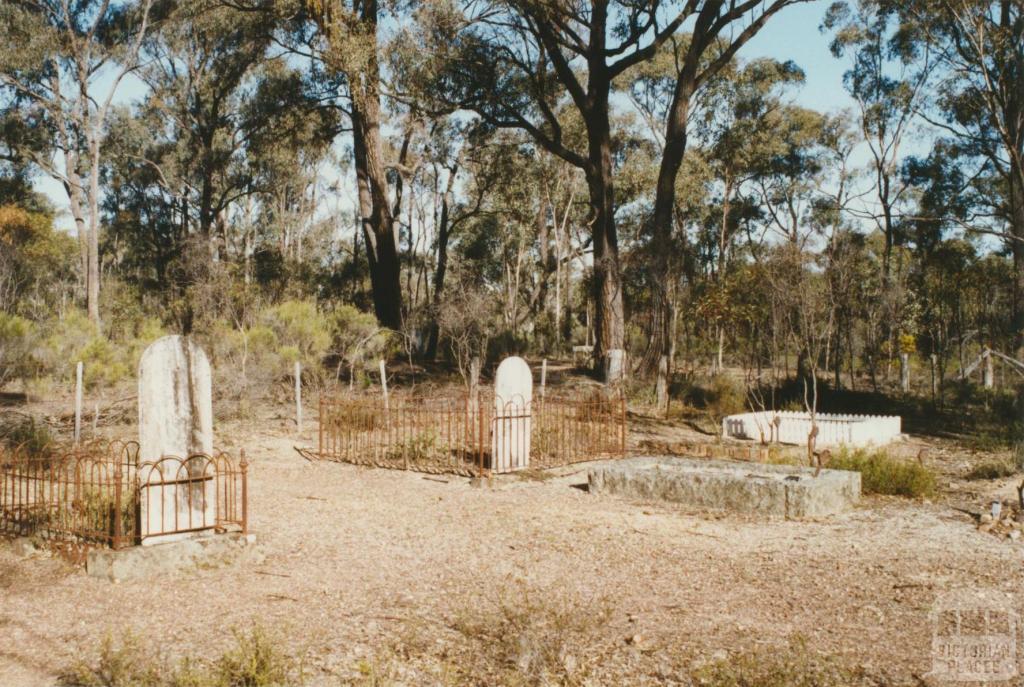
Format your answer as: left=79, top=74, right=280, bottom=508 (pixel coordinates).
left=744, top=0, right=854, bottom=115
left=35, top=0, right=860, bottom=231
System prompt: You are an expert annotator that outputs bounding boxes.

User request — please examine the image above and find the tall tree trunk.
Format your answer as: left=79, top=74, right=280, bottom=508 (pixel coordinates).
left=646, top=59, right=697, bottom=379
left=346, top=0, right=402, bottom=331
left=584, top=75, right=625, bottom=382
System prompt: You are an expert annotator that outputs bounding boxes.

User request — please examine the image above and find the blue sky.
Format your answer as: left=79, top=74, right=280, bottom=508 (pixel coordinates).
left=743, top=0, right=853, bottom=114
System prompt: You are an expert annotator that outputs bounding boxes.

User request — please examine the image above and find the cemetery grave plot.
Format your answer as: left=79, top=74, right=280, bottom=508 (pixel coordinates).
left=0, top=440, right=248, bottom=565
left=0, top=335, right=249, bottom=566
left=722, top=410, right=902, bottom=448
left=588, top=456, right=862, bottom=518
left=317, top=390, right=626, bottom=476
left=317, top=356, right=627, bottom=476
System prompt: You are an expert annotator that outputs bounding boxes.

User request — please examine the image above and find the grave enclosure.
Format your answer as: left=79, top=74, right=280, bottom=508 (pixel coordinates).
left=722, top=410, right=902, bottom=448
left=0, top=336, right=248, bottom=565
left=318, top=356, right=627, bottom=476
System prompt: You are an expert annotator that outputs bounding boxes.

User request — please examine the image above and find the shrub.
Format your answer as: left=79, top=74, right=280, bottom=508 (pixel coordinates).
left=965, top=459, right=1016, bottom=480
left=62, top=626, right=302, bottom=687
left=828, top=448, right=936, bottom=498
left=260, top=300, right=330, bottom=368
left=705, top=375, right=745, bottom=431
left=0, top=312, right=35, bottom=388
left=328, top=305, right=390, bottom=387
left=0, top=414, right=54, bottom=457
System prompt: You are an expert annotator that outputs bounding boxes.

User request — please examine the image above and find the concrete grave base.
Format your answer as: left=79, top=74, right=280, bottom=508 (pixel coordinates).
left=86, top=532, right=262, bottom=582
left=588, top=457, right=860, bottom=519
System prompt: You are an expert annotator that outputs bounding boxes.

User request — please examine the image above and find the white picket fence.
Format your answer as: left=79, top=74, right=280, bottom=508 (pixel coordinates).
left=722, top=411, right=901, bottom=448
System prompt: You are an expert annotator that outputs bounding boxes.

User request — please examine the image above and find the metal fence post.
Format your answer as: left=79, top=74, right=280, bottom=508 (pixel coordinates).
left=113, top=461, right=123, bottom=549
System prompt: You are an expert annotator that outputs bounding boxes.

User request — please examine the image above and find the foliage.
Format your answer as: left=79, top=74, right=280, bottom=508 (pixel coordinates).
left=0, top=414, right=53, bottom=456
left=704, top=375, right=746, bottom=431
left=829, top=448, right=936, bottom=497
left=328, top=305, right=390, bottom=385
left=260, top=300, right=330, bottom=367
left=0, top=311, right=34, bottom=387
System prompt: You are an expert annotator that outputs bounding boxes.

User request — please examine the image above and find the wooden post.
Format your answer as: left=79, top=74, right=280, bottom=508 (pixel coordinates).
left=74, top=361, right=83, bottom=445
left=379, top=359, right=389, bottom=411
left=540, top=359, right=547, bottom=400
left=239, top=449, right=249, bottom=535
left=294, top=361, right=302, bottom=433
left=93, top=402, right=99, bottom=434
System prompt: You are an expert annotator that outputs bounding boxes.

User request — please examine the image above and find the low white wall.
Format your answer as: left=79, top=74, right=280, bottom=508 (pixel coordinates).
left=722, top=411, right=901, bottom=448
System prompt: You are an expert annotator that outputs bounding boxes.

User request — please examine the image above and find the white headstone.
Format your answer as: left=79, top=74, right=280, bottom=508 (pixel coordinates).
left=492, top=356, right=532, bottom=473
left=138, top=335, right=214, bottom=543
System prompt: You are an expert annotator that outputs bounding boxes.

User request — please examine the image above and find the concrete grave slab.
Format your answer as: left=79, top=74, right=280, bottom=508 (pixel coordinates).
left=86, top=532, right=261, bottom=583
left=588, top=456, right=860, bottom=519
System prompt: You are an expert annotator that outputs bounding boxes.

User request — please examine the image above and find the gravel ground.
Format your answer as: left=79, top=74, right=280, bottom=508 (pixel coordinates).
left=0, top=414, right=1021, bottom=685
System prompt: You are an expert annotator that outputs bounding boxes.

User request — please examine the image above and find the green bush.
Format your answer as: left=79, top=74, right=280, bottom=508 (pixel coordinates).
left=705, top=375, right=746, bottom=430
left=260, top=300, right=330, bottom=368
left=0, top=415, right=54, bottom=456
left=0, top=311, right=35, bottom=388
left=829, top=448, right=936, bottom=498
left=328, top=305, right=390, bottom=386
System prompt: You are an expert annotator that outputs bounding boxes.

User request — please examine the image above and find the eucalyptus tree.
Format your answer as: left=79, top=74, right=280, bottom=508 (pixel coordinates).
left=103, top=0, right=336, bottom=324
left=642, top=0, right=813, bottom=385
left=0, top=0, right=154, bottom=325
left=896, top=0, right=1024, bottom=352
left=824, top=0, right=933, bottom=282
left=307, top=0, right=405, bottom=330
left=404, top=0, right=702, bottom=380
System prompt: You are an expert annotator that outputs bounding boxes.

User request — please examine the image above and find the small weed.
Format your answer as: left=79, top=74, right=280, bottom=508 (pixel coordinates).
left=61, top=633, right=163, bottom=687
left=965, top=459, right=1016, bottom=480
left=450, top=583, right=610, bottom=685
left=386, top=430, right=444, bottom=464
left=692, top=639, right=866, bottom=687
left=829, top=448, right=936, bottom=498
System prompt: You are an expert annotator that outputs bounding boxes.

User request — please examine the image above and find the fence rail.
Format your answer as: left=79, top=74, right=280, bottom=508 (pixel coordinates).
left=0, top=441, right=247, bottom=564
left=318, top=389, right=627, bottom=476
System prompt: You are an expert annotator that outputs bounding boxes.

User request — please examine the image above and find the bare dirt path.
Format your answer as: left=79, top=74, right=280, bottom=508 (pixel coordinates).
left=1, top=417, right=1020, bottom=685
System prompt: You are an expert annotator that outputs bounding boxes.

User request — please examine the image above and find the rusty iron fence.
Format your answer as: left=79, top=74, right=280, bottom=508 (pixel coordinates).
left=318, top=389, right=627, bottom=476
left=0, top=441, right=247, bottom=564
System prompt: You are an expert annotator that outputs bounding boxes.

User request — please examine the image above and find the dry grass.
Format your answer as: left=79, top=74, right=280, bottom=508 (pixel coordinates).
left=691, top=639, right=868, bottom=687
left=61, top=626, right=303, bottom=687
left=965, top=458, right=1016, bottom=480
